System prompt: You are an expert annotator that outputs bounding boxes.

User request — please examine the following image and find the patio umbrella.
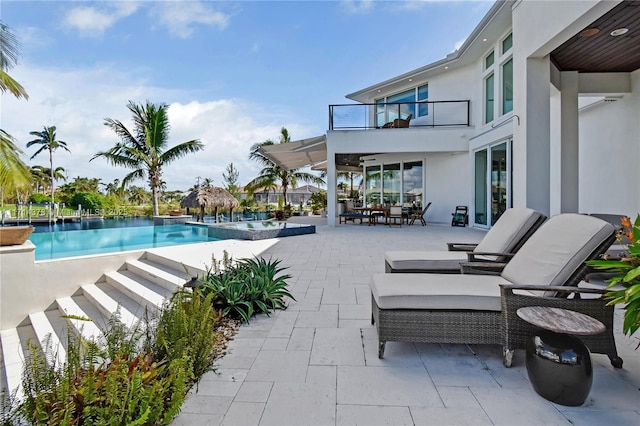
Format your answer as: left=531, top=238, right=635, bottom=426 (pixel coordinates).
left=180, top=186, right=240, bottom=223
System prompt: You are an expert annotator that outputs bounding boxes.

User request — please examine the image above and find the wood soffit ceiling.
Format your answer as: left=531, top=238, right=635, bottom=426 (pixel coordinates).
left=551, top=1, right=640, bottom=73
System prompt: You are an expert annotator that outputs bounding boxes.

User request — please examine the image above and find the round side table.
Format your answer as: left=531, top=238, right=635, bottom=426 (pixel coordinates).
left=517, top=306, right=605, bottom=406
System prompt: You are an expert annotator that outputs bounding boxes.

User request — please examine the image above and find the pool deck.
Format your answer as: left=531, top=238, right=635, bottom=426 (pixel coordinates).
left=171, top=216, right=640, bottom=425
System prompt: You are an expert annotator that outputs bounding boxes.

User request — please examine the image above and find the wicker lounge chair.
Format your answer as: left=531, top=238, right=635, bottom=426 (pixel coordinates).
left=385, top=207, right=546, bottom=273
left=370, top=213, right=622, bottom=368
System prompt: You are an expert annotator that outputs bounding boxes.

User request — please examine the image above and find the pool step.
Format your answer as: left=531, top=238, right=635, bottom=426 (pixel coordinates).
left=56, top=296, right=102, bottom=341
left=144, top=251, right=208, bottom=278
left=81, top=283, right=141, bottom=330
left=124, top=259, right=187, bottom=292
left=104, top=270, right=172, bottom=309
left=29, top=311, right=67, bottom=368
left=0, top=328, right=25, bottom=399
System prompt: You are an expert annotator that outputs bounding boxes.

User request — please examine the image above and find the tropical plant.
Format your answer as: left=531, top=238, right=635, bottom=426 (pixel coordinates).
left=222, top=162, right=240, bottom=197
left=0, top=22, right=30, bottom=198
left=59, top=176, right=101, bottom=194
left=200, top=254, right=294, bottom=323
left=70, top=191, right=105, bottom=212
left=127, top=185, right=150, bottom=205
left=26, top=126, right=70, bottom=212
left=92, top=100, right=204, bottom=216
left=246, top=127, right=324, bottom=206
left=587, top=214, right=640, bottom=339
left=310, top=190, right=327, bottom=212
left=29, top=193, right=50, bottom=204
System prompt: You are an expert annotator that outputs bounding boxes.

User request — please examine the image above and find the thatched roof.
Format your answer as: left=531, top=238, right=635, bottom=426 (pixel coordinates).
left=180, top=186, right=240, bottom=209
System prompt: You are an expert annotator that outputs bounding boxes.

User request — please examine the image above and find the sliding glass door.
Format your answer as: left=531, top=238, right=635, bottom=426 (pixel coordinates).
left=474, top=140, right=511, bottom=227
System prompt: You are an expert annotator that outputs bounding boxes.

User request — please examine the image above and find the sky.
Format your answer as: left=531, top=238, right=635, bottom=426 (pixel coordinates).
left=1, top=0, right=493, bottom=192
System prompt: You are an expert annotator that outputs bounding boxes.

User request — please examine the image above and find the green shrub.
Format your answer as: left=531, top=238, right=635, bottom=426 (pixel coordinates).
left=69, top=192, right=105, bottom=212
left=29, top=193, right=50, bottom=204
left=200, top=254, right=294, bottom=323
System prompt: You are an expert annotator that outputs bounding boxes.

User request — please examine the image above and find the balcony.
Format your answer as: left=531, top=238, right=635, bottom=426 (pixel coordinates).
left=329, top=100, right=470, bottom=130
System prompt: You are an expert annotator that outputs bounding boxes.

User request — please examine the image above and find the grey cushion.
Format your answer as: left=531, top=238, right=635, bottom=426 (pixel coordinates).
left=385, top=251, right=466, bottom=271
left=473, top=207, right=544, bottom=254
left=501, top=214, right=614, bottom=290
left=370, top=273, right=510, bottom=311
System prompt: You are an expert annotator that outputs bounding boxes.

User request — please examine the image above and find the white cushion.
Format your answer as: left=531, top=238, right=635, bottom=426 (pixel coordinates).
left=370, top=273, right=510, bottom=311
left=385, top=251, right=466, bottom=271
left=501, top=214, right=614, bottom=289
left=474, top=207, right=544, bottom=255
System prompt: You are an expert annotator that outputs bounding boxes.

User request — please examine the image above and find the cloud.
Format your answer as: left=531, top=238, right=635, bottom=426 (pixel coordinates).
left=150, top=1, right=230, bottom=39
left=63, top=2, right=141, bottom=37
left=340, top=0, right=375, bottom=15
left=2, top=63, right=318, bottom=191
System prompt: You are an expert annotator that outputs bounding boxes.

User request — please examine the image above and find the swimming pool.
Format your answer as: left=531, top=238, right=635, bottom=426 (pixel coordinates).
left=29, top=224, right=218, bottom=261
left=205, top=221, right=316, bottom=241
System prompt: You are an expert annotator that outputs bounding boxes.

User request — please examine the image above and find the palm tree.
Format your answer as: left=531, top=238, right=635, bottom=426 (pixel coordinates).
left=26, top=126, right=70, bottom=214
left=247, top=127, right=324, bottom=206
left=92, top=100, right=204, bottom=216
left=0, top=22, right=30, bottom=198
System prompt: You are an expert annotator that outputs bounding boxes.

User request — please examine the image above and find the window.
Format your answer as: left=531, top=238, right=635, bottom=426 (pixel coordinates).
left=403, top=161, right=423, bottom=208
left=474, top=150, right=488, bottom=225
left=417, top=85, right=429, bottom=117
left=365, top=166, right=381, bottom=206
left=485, top=74, right=494, bottom=124
left=502, top=33, right=513, bottom=53
left=375, top=85, right=429, bottom=126
left=383, top=163, right=401, bottom=207
left=474, top=141, right=511, bottom=226
left=485, top=51, right=494, bottom=69
left=502, top=58, right=513, bottom=114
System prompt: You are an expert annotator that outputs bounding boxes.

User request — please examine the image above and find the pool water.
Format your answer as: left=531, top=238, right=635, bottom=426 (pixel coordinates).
left=29, top=224, right=217, bottom=261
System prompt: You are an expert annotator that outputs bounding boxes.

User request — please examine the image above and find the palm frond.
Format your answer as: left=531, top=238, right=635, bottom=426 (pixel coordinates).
left=160, top=140, right=204, bottom=164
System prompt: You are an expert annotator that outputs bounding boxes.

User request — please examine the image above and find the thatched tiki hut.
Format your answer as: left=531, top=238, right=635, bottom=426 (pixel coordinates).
left=180, top=187, right=240, bottom=223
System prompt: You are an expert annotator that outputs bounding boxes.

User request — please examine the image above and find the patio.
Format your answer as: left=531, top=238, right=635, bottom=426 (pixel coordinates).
left=172, top=216, right=639, bottom=425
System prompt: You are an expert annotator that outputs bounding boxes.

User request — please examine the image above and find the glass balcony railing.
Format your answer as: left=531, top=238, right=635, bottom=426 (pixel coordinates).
left=329, top=100, right=470, bottom=130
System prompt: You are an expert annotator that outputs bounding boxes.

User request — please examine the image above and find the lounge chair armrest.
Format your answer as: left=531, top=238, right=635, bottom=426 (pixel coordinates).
left=466, top=252, right=515, bottom=261
left=499, top=284, right=607, bottom=296
left=447, top=243, right=478, bottom=252
left=460, top=261, right=506, bottom=275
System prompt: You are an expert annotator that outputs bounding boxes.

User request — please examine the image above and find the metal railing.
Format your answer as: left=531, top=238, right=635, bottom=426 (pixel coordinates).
left=329, top=100, right=470, bottom=130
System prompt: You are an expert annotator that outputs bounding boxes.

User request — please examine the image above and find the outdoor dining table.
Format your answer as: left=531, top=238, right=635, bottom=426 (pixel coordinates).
left=354, top=207, right=388, bottom=225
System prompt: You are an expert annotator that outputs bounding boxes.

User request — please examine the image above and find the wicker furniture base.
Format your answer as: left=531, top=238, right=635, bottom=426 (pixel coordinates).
left=371, top=295, right=502, bottom=358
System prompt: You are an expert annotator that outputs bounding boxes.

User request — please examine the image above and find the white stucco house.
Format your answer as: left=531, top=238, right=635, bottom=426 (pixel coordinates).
left=261, top=0, right=640, bottom=227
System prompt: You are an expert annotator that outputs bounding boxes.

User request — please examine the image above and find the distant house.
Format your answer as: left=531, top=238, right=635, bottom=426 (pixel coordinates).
left=260, top=0, right=640, bottom=226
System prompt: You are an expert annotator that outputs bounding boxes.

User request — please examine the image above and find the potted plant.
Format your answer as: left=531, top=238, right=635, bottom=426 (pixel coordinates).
left=588, top=214, right=640, bottom=342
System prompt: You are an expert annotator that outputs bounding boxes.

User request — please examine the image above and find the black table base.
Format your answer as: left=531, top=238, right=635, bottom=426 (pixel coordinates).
left=525, top=330, right=593, bottom=406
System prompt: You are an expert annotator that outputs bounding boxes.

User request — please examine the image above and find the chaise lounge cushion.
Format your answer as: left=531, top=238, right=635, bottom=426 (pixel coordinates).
left=371, top=273, right=519, bottom=311
left=501, top=213, right=615, bottom=294
left=384, top=207, right=545, bottom=271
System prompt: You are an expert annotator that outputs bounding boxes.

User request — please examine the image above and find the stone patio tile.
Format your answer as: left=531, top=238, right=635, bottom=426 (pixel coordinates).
left=436, top=386, right=484, bottom=408
left=244, top=350, right=310, bottom=383
left=555, top=367, right=640, bottom=411
left=201, top=368, right=248, bottom=383
left=362, top=337, right=425, bottom=368
left=221, top=402, right=264, bottom=425
left=337, top=366, right=442, bottom=407
left=287, top=327, right=315, bottom=351
left=354, top=285, right=372, bottom=304
left=266, top=311, right=298, bottom=338
left=179, top=395, right=234, bottom=415
left=215, top=356, right=255, bottom=369
left=235, top=382, right=274, bottom=403
left=225, top=345, right=261, bottom=358
left=310, top=279, right=339, bottom=289
left=471, top=387, right=571, bottom=425
left=259, top=382, right=336, bottom=426
left=241, top=313, right=278, bottom=331
left=260, top=337, right=288, bottom=351
left=559, top=410, right=640, bottom=425
left=321, top=287, right=357, bottom=305
left=417, top=345, right=500, bottom=388
left=336, top=405, right=413, bottom=425
left=306, top=365, right=337, bottom=387
left=171, top=412, right=223, bottom=425
left=339, top=319, right=372, bottom=328
left=192, top=380, right=242, bottom=397
left=410, top=407, right=493, bottom=425
left=295, top=309, right=338, bottom=328
left=234, top=329, right=270, bottom=339
left=339, top=304, right=371, bottom=320
left=310, top=328, right=365, bottom=366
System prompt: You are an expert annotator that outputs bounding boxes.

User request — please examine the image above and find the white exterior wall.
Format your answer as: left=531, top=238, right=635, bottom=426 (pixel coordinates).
left=425, top=153, right=470, bottom=223
left=578, top=69, right=640, bottom=217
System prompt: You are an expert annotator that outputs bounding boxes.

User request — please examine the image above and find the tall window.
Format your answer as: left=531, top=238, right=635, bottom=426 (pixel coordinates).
left=403, top=161, right=423, bottom=208
left=375, top=84, right=429, bottom=126
left=502, top=33, right=513, bottom=54
left=474, top=141, right=511, bottom=226
left=485, top=74, right=494, bottom=124
left=502, top=58, right=513, bottom=114
left=383, top=163, right=401, bottom=206
left=485, top=51, right=494, bottom=69
left=365, top=166, right=381, bottom=206
left=491, top=143, right=508, bottom=224
left=474, top=150, right=488, bottom=225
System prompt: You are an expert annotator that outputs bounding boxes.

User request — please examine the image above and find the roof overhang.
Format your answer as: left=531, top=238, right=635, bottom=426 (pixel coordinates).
left=258, top=135, right=327, bottom=171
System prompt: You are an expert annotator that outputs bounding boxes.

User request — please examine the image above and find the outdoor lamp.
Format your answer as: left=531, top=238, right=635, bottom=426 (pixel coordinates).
left=183, top=276, right=204, bottom=289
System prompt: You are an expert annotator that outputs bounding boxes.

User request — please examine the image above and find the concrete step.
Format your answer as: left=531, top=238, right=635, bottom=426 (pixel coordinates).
left=0, top=328, right=25, bottom=398
left=28, top=311, right=66, bottom=368
left=81, top=283, right=140, bottom=329
left=144, top=251, right=208, bottom=278
left=56, top=296, right=102, bottom=341
left=125, top=259, right=187, bottom=292
left=104, top=271, right=171, bottom=309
